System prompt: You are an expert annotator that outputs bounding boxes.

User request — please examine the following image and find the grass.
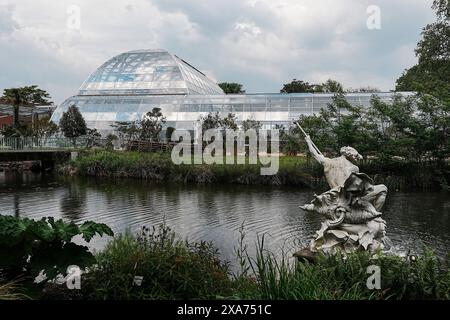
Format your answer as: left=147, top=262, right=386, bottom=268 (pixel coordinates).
left=81, top=225, right=235, bottom=300
left=0, top=279, right=29, bottom=300
left=242, top=236, right=450, bottom=300
left=81, top=226, right=450, bottom=300
left=61, top=150, right=450, bottom=191
left=1, top=222, right=449, bottom=300
left=60, top=150, right=321, bottom=188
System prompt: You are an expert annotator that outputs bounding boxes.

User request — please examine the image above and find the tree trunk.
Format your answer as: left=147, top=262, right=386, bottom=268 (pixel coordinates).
left=13, top=103, right=19, bottom=129
left=13, top=90, right=21, bottom=129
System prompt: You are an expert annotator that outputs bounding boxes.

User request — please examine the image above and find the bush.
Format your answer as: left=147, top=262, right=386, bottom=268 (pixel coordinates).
left=62, top=150, right=450, bottom=190
left=1, top=218, right=448, bottom=300
left=83, top=224, right=234, bottom=299
left=242, top=236, right=450, bottom=300
left=62, top=150, right=316, bottom=187
left=0, top=215, right=113, bottom=280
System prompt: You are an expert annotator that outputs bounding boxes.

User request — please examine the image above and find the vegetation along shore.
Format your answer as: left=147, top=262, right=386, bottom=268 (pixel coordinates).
left=0, top=215, right=449, bottom=300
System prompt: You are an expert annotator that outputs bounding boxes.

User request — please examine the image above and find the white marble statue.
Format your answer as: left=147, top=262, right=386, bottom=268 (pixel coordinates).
left=299, top=132, right=389, bottom=253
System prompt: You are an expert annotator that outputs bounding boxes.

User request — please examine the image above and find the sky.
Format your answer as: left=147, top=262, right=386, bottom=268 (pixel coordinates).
left=0, top=0, right=436, bottom=104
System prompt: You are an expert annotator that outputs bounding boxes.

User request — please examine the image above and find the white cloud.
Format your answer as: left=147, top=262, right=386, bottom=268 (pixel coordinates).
left=0, top=0, right=436, bottom=103
left=0, top=4, right=18, bottom=35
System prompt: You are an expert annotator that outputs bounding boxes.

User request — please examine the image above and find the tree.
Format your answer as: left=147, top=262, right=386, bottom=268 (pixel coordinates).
left=198, top=112, right=222, bottom=132
left=111, top=121, right=140, bottom=147
left=346, top=86, right=381, bottom=93
left=294, top=114, right=334, bottom=155
left=280, top=126, right=301, bottom=156
left=139, top=107, right=166, bottom=142
left=242, top=118, right=262, bottom=132
left=198, top=112, right=239, bottom=132
left=321, top=79, right=344, bottom=93
left=413, top=94, right=450, bottom=162
left=105, top=134, right=118, bottom=150
left=280, top=79, right=344, bottom=93
left=0, top=124, right=32, bottom=138
left=165, top=126, right=176, bottom=142
left=31, top=116, right=58, bottom=141
left=1, top=86, right=52, bottom=129
left=396, top=0, right=450, bottom=104
left=218, top=82, right=245, bottom=94
left=280, top=79, right=316, bottom=93
left=59, top=105, right=87, bottom=147
left=432, top=0, right=450, bottom=20
left=220, top=113, right=238, bottom=130
left=85, top=128, right=102, bottom=148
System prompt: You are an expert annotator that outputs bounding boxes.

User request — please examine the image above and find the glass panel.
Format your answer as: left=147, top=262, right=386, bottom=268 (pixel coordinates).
left=96, top=112, right=117, bottom=121
left=115, top=113, right=137, bottom=121
left=232, top=105, right=244, bottom=112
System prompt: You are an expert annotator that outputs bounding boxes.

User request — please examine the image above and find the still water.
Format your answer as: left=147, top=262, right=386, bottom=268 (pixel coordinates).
left=0, top=171, right=449, bottom=262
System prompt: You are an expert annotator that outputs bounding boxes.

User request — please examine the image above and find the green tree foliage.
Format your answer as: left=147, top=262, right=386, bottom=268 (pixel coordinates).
left=0, top=86, right=53, bottom=128
left=346, top=86, right=381, bottom=93
left=242, top=118, right=262, bottom=132
left=198, top=112, right=221, bottom=131
left=31, top=116, right=58, bottom=140
left=281, top=79, right=345, bottom=93
left=320, top=79, right=345, bottom=93
left=105, top=133, right=118, bottom=150
left=112, top=108, right=167, bottom=146
left=111, top=121, right=140, bottom=147
left=85, top=128, right=102, bottom=148
left=432, top=0, right=450, bottom=20
left=280, top=79, right=317, bottom=93
left=165, top=126, right=176, bottom=142
left=279, top=126, right=301, bottom=155
left=396, top=0, right=450, bottom=105
left=139, top=107, right=167, bottom=142
left=218, top=82, right=245, bottom=94
left=0, top=124, right=32, bottom=138
left=59, top=105, right=87, bottom=147
left=294, top=113, right=335, bottom=155
left=221, top=113, right=238, bottom=130
left=292, top=93, right=450, bottom=164
left=198, top=112, right=239, bottom=132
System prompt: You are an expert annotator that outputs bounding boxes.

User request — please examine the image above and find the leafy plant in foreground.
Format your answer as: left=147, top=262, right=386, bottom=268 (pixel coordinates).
left=0, top=215, right=113, bottom=280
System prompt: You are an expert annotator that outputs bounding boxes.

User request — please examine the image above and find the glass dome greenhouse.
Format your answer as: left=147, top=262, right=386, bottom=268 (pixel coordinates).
left=51, top=49, right=409, bottom=136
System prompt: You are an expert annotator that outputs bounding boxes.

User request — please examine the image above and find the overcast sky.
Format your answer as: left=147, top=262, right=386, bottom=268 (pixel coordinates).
left=0, top=0, right=436, bottom=104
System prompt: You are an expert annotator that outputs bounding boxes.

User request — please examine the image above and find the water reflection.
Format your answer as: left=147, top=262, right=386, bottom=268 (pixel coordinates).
left=60, top=182, right=87, bottom=222
left=0, top=172, right=449, bottom=262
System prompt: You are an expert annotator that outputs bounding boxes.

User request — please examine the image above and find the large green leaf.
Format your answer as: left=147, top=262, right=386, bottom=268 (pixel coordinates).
left=0, top=214, right=113, bottom=281
left=0, top=215, right=29, bottom=246
left=30, top=242, right=95, bottom=279
left=79, top=221, right=114, bottom=242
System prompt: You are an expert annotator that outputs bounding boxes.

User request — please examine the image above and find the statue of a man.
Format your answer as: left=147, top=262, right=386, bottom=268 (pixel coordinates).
left=305, top=135, right=387, bottom=211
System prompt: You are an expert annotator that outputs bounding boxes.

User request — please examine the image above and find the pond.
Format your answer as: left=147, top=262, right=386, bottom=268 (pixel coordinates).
left=0, top=171, right=449, bottom=264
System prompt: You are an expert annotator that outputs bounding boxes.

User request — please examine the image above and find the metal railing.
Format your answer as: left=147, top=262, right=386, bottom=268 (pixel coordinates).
left=0, top=136, right=78, bottom=151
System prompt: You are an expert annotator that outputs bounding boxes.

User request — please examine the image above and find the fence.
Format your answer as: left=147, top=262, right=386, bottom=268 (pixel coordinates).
left=0, top=135, right=305, bottom=155
left=0, top=136, right=78, bottom=151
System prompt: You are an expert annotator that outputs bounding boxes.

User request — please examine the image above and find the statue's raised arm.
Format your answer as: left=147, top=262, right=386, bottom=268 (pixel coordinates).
left=305, top=134, right=327, bottom=165
left=294, top=122, right=327, bottom=165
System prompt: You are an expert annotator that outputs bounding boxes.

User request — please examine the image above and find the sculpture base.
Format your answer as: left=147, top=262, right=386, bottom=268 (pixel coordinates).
left=293, top=248, right=317, bottom=263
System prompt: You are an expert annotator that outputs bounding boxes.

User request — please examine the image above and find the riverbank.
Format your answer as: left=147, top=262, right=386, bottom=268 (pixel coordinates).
left=59, top=150, right=322, bottom=188
left=59, top=150, right=450, bottom=191
left=2, top=221, right=449, bottom=300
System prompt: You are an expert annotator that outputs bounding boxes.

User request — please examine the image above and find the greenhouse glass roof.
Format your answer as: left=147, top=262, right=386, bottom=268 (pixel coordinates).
left=51, top=49, right=414, bottom=136
left=78, top=49, right=224, bottom=96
